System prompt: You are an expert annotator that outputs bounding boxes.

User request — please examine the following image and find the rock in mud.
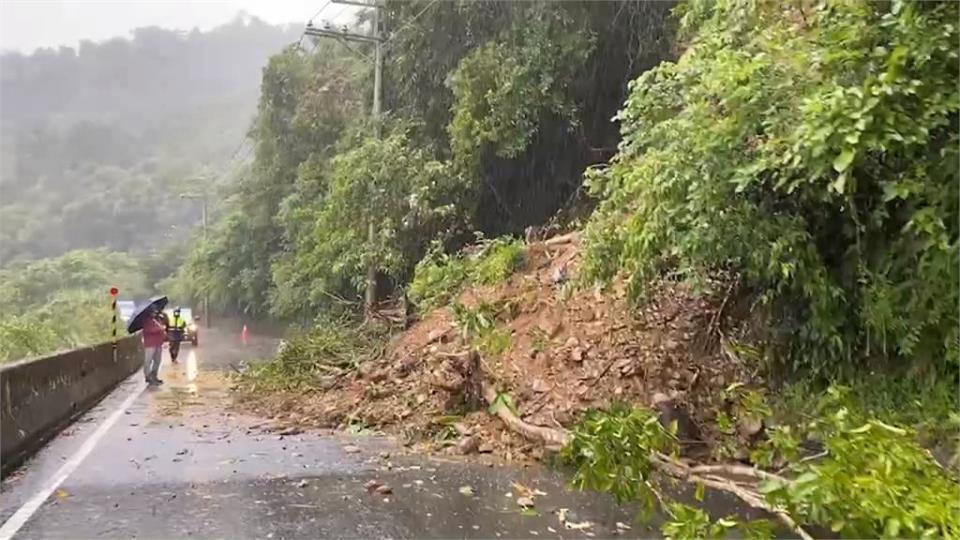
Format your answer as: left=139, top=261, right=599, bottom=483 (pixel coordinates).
left=427, top=327, right=451, bottom=344
left=531, top=379, right=551, bottom=393
left=457, top=435, right=480, bottom=455
left=737, top=415, right=764, bottom=438
left=651, top=393, right=702, bottom=444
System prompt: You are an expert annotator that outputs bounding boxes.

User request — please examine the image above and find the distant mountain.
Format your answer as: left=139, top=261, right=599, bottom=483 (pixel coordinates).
left=0, top=15, right=301, bottom=264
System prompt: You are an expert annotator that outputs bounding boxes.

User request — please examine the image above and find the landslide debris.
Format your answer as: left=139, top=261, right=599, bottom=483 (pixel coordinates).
left=237, top=233, right=755, bottom=461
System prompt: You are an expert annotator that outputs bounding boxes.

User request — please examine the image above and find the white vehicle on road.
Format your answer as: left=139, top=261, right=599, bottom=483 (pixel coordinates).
left=117, top=300, right=136, bottom=323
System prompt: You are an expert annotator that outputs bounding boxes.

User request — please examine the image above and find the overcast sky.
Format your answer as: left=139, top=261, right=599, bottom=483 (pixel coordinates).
left=1, top=1, right=359, bottom=54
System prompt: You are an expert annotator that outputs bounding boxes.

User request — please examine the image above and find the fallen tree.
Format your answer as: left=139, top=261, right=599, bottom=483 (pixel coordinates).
left=478, top=368, right=812, bottom=539
left=472, top=354, right=958, bottom=539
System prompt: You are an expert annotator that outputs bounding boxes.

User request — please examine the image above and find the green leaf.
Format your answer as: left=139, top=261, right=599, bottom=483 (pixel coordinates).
left=833, top=149, right=854, bottom=173
left=793, top=472, right=818, bottom=484
left=695, top=482, right=705, bottom=502
left=833, top=148, right=854, bottom=172
left=717, top=517, right=738, bottom=528
left=757, top=479, right=785, bottom=494
left=831, top=173, right=847, bottom=194
left=885, top=518, right=901, bottom=537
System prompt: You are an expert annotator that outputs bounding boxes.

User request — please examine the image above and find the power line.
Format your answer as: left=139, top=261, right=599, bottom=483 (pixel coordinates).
left=381, top=0, right=438, bottom=51
left=309, top=0, right=333, bottom=24
left=326, top=3, right=352, bottom=25
left=301, top=0, right=438, bottom=61
left=296, top=1, right=334, bottom=51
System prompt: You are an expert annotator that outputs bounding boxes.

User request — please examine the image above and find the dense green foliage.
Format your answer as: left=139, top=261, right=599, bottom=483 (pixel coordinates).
left=565, top=399, right=960, bottom=539
left=409, top=236, right=525, bottom=310
left=0, top=16, right=299, bottom=264
left=776, top=376, right=959, bottom=447
left=172, top=42, right=369, bottom=316
left=384, top=1, right=675, bottom=234
left=235, top=319, right=386, bottom=393
left=0, top=250, right=149, bottom=361
left=584, top=0, right=959, bottom=379
left=177, top=1, right=677, bottom=321
left=763, top=409, right=959, bottom=537
left=269, top=125, right=463, bottom=317
left=563, top=405, right=674, bottom=510
left=178, top=2, right=957, bottom=533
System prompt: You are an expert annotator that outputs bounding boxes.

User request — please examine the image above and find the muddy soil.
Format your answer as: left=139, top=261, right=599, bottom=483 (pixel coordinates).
left=237, top=235, right=756, bottom=463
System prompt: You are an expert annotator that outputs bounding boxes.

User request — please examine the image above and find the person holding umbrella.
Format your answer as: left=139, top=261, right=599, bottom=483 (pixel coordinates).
left=128, top=296, right=168, bottom=385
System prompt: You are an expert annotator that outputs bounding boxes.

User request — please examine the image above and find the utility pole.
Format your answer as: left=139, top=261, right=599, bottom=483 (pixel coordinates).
left=305, top=0, right=383, bottom=314
left=180, top=190, right=210, bottom=328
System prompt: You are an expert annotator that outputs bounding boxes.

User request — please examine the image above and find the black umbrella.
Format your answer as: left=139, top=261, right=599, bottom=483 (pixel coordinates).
left=126, top=295, right=169, bottom=334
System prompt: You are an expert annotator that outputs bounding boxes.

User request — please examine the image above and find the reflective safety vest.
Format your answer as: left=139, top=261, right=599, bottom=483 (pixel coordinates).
left=169, top=315, right=186, bottom=330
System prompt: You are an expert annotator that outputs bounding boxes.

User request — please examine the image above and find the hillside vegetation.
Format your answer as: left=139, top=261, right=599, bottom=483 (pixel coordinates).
left=0, top=249, right=148, bottom=361
left=0, top=16, right=300, bottom=360
left=11, top=0, right=952, bottom=537
left=584, top=0, right=958, bottom=381
left=171, top=1, right=677, bottom=318
left=0, top=15, right=300, bottom=263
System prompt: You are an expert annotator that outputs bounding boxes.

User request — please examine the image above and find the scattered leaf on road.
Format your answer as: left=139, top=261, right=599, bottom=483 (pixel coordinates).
left=565, top=520, right=593, bottom=531
left=512, top=482, right=546, bottom=498
left=616, top=521, right=631, bottom=531
left=296, top=480, right=309, bottom=488
left=516, top=496, right=535, bottom=508
left=343, top=445, right=361, bottom=454
left=458, top=485, right=475, bottom=496
left=374, top=484, right=392, bottom=495
left=56, top=489, right=69, bottom=499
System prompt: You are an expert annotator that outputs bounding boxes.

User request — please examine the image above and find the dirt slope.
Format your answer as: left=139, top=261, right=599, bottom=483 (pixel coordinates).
left=242, top=234, right=754, bottom=461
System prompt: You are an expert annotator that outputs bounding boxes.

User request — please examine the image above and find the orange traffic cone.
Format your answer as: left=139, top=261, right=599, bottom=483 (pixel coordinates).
left=241, top=324, right=249, bottom=346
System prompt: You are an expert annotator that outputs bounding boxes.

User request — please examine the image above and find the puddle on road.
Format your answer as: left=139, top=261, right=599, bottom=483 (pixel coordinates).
left=149, top=349, right=234, bottom=419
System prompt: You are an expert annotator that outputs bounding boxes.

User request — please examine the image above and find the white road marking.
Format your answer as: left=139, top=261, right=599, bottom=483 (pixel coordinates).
left=0, top=379, right=146, bottom=540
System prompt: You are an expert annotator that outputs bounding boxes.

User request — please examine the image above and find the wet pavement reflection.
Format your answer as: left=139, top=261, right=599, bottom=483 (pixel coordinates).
left=2, top=329, right=756, bottom=539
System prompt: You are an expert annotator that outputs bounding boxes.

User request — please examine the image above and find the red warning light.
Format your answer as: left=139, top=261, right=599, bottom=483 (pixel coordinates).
left=109, top=287, right=119, bottom=296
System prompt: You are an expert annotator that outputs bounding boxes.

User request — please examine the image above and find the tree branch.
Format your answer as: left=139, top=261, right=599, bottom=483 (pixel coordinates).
left=474, top=359, right=813, bottom=540
left=652, top=453, right=812, bottom=540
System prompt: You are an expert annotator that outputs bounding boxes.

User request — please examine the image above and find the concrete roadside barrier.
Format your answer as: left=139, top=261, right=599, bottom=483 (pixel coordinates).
left=0, top=335, right=142, bottom=475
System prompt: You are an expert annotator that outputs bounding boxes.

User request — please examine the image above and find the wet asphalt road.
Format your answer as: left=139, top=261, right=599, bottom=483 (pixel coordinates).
left=0, top=329, right=751, bottom=539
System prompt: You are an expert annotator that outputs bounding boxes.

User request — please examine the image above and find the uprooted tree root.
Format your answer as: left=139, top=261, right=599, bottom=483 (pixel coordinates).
left=469, top=353, right=814, bottom=540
